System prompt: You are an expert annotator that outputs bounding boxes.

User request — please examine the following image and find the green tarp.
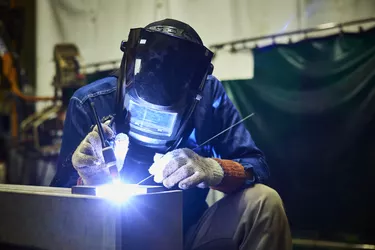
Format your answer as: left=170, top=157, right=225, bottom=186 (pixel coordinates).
left=222, top=27, right=375, bottom=239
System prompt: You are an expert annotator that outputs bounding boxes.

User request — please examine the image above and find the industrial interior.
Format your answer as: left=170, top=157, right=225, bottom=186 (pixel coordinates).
left=0, top=0, right=375, bottom=249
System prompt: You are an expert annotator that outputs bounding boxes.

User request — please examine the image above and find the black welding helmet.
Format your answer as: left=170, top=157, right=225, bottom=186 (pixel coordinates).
left=115, top=19, right=214, bottom=152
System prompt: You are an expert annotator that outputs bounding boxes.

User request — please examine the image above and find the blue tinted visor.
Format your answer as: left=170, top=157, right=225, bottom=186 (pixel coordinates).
left=128, top=99, right=178, bottom=137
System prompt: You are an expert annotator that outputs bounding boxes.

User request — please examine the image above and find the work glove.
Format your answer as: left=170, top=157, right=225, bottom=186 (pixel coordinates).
left=72, top=122, right=129, bottom=185
left=148, top=148, right=224, bottom=190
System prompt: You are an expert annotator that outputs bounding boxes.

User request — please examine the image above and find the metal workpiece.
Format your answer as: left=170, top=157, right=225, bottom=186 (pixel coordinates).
left=0, top=184, right=183, bottom=250
left=71, top=184, right=166, bottom=196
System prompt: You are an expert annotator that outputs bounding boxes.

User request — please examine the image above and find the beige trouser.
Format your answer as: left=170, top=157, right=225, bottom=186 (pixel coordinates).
left=184, top=184, right=292, bottom=250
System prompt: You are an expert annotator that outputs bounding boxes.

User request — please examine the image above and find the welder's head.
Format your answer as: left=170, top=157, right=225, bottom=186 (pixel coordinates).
left=116, top=19, right=214, bottom=152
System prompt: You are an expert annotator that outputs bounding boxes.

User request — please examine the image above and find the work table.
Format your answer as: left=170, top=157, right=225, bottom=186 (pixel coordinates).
left=0, top=184, right=183, bottom=250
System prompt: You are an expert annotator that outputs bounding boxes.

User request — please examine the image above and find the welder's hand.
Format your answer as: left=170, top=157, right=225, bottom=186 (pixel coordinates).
left=148, top=148, right=224, bottom=190
left=72, top=122, right=129, bottom=185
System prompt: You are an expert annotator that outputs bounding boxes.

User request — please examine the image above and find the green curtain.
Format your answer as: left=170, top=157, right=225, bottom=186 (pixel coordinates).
left=222, top=27, right=375, bottom=240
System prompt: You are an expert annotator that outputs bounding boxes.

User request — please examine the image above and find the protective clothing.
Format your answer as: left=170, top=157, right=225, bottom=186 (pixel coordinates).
left=115, top=19, right=214, bottom=153
left=71, top=122, right=129, bottom=185
left=51, top=74, right=269, bottom=232
left=184, top=184, right=292, bottom=250
left=51, top=19, right=270, bottom=234
left=149, top=148, right=224, bottom=189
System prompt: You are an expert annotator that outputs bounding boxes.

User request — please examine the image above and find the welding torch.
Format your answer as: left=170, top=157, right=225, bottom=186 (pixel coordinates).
left=90, top=102, right=121, bottom=184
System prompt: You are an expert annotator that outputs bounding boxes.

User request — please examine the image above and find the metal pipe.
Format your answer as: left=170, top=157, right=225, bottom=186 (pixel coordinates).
left=210, top=17, right=375, bottom=51
left=82, top=60, right=121, bottom=70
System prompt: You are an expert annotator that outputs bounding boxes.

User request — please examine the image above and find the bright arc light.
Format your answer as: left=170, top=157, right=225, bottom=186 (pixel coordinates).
left=96, top=183, right=147, bottom=203
left=114, top=133, right=128, bottom=161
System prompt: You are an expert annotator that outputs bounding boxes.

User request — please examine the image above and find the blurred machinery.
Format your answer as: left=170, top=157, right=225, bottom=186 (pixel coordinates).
left=0, top=0, right=121, bottom=186
left=28, top=43, right=86, bottom=154
left=5, top=40, right=120, bottom=185
left=0, top=1, right=46, bottom=140
left=1, top=1, right=53, bottom=184
left=1, top=9, right=89, bottom=183
left=11, top=43, right=87, bottom=185
left=53, top=43, right=86, bottom=88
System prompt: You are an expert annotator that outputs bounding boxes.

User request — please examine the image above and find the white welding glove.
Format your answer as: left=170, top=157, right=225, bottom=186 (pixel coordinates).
left=148, top=148, right=224, bottom=190
left=72, top=122, right=129, bottom=185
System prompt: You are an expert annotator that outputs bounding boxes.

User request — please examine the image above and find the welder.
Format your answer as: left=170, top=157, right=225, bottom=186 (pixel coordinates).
left=50, top=19, right=292, bottom=250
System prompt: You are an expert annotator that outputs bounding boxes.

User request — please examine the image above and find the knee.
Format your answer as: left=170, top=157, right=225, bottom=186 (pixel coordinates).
left=241, top=184, right=284, bottom=212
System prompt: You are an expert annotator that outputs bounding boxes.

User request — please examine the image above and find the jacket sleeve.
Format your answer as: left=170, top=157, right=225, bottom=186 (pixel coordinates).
left=50, top=97, right=92, bottom=187
left=210, top=78, right=270, bottom=191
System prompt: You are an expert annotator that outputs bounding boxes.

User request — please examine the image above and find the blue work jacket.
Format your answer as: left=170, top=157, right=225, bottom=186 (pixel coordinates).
left=50, top=74, right=269, bottom=232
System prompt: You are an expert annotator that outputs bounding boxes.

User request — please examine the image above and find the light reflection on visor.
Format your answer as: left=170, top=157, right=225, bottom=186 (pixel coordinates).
left=128, top=100, right=177, bottom=136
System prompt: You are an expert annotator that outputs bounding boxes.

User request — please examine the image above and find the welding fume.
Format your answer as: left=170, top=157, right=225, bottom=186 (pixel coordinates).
left=51, top=19, right=292, bottom=250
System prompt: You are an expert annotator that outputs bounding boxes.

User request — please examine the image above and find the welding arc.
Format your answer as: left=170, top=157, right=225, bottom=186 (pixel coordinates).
left=136, top=112, right=256, bottom=185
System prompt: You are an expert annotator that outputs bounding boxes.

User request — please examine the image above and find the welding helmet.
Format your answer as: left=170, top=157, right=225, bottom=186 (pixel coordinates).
left=115, top=19, right=214, bottom=152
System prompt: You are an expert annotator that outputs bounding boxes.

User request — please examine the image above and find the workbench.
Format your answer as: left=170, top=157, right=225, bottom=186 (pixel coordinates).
left=0, top=184, right=183, bottom=250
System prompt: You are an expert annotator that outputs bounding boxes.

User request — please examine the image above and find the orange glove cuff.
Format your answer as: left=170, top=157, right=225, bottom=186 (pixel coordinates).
left=210, top=158, right=252, bottom=194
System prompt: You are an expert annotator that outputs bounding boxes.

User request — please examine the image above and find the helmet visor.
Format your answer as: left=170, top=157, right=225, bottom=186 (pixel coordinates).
left=123, top=28, right=213, bottom=106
